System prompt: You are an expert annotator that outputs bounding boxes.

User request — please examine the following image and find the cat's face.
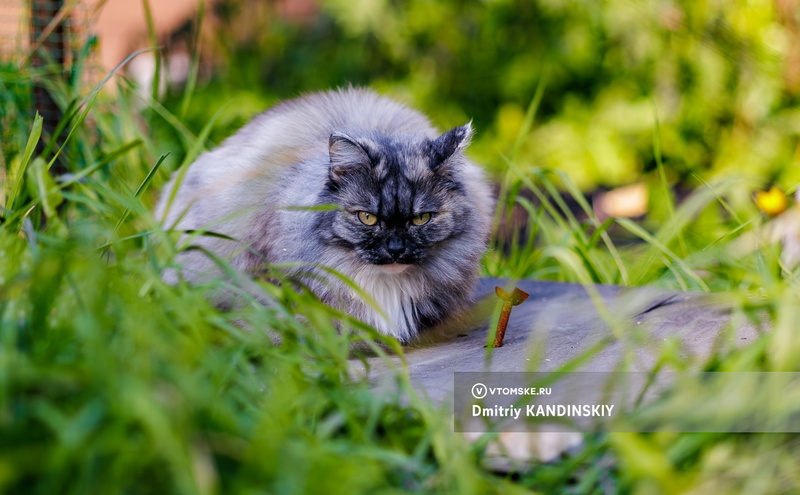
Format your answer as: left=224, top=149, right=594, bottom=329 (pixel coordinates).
left=317, top=125, right=474, bottom=270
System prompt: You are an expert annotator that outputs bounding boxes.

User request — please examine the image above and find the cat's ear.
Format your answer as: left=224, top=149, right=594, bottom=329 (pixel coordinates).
left=430, top=122, right=473, bottom=170
left=329, top=132, right=371, bottom=183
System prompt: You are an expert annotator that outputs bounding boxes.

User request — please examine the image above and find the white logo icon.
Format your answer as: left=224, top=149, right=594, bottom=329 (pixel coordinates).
left=471, top=383, right=487, bottom=399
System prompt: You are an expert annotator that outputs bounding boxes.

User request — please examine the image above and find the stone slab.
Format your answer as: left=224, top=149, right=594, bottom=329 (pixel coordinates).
left=349, top=278, right=766, bottom=466
left=353, top=278, right=763, bottom=404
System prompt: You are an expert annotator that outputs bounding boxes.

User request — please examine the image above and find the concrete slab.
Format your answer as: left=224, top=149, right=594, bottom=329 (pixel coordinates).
left=350, top=278, right=767, bottom=466
left=354, top=279, right=763, bottom=400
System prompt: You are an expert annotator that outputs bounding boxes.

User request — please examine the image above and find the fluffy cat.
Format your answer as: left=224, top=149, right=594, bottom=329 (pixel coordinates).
left=156, top=88, right=494, bottom=342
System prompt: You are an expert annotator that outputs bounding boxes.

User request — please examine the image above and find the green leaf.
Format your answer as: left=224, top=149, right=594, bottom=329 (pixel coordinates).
left=113, top=153, right=169, bottom=233
left=27, top=156, right=63, bottom=220
left=6, top=113, right=43, bottom=213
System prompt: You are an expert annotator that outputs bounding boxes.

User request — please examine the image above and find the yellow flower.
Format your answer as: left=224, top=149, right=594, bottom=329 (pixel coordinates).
left=755, top=187, right=789, bottom=216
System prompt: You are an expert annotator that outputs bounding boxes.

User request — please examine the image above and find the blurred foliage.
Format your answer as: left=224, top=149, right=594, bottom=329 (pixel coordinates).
left=5, top=1, right=800, bottom=493
left=0, top=58, right=519, bottom=494
left=165, top=0, right=800, bottom=195
left=0, top=61, right=33, bottom=165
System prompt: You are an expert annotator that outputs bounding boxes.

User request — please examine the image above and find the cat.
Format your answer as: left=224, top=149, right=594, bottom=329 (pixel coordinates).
left=156, top=88, right=494, bottom=342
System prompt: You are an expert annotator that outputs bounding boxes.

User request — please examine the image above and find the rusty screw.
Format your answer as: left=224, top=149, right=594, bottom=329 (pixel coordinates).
left=493, top=286, right=529, bottom=348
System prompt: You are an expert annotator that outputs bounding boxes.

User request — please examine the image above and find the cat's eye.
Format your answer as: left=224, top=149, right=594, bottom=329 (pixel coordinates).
left=411, top=213, right=432, bottom=226
left=357, top=211, right=378, bottom=226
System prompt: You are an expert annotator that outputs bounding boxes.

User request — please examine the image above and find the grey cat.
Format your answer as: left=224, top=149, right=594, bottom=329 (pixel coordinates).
left=156, top=88, right=494, bottom=342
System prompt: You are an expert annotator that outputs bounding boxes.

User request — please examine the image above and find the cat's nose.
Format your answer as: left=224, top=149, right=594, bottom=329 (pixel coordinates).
left=386, top=236, right=405, bottom=258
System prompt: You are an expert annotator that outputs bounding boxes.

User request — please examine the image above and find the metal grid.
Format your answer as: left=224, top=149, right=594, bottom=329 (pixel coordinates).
left=1, top=1, right=102, bottom=175
left=1, top=0, right=99, bottom=80
left=0, top=0, right=26, bottom=58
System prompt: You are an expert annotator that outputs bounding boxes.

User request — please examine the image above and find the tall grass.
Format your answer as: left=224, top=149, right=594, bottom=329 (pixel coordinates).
left=4, top=26, right=800, bottom=495
left=479, top=84, right=800, bottom=494
left=0, top=52, right=529, bottom=494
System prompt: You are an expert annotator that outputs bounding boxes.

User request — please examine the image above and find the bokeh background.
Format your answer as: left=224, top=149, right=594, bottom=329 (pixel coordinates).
left=5, top=2, right=800, bottom=494
left=5, top=0, right=800, bottom=193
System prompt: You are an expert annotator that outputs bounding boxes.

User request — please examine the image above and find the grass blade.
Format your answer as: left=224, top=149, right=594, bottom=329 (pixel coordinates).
left=6, top=113, right=43, bottom=213
left=114, top=153, right=170, bottom=233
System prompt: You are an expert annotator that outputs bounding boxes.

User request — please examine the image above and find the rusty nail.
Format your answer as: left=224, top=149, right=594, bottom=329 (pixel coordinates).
left=493, top=286, right=529, bottom=348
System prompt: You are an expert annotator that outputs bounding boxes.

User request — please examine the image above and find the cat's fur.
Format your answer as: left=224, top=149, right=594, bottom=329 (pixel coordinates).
left=156, top=88, right=494, bottom=342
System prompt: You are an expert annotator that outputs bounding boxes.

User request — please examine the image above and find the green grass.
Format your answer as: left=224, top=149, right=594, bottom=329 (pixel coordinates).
left=4, top=30, right=800, bottom=495
left=0, top=57, right=528, bottom=495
